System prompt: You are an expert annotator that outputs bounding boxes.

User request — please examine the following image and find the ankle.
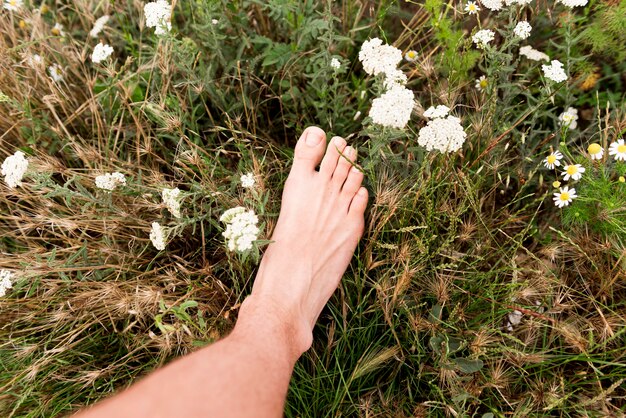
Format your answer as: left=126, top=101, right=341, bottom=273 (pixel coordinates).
left=236, top=295, right=313, bottom=359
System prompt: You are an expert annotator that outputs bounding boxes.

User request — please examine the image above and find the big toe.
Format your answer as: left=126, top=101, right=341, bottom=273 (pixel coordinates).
left=291, top=126, right=327, bottom=175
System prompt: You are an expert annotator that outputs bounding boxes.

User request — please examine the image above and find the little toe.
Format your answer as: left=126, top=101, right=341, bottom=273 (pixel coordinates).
left=341, top=165, right=364, bottom=199
left=319, top=136, right=347, bottom=177
left=332, top=146, right=357, bottom=186
left=349, top=187, right=368, bottom=216
left=292, top=126, right=327, bottom=174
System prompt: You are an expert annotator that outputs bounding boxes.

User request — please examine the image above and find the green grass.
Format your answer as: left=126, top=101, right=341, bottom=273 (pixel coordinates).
left=1, top=0, right=626, bottom=416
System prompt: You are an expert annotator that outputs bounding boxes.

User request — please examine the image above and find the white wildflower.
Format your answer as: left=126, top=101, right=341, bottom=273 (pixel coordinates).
left=424, top=105, right=450, bottom=119
left=91, top=42, right=114, bottom=64
left=553, top=186, right=577, bottom=208
left=504, top=0, right=532, bottom=4
left=330, top=57, right=341, bottom=70
left=1, top=150, right=28, bottom=188
left=0, top=269, right=14, bottom=298
left=561, top=164, right=585, bottom=181
left=48, top=64, right=63, bottom=82
left=404, top=50, right=418, bottom=62
left=358, top=38, right=403, bottom=77
left=149, top=222, right=166, bottom=250
left=368, top=84, right=414, bottom=129
left=558, top=107, right=578, bottom=130
left=89, top=15, right=110, bottom=38
left=95, top=172, right=126, bottom=191
left=26, top=54, right=43, bottom=67
left=162, top=187, right=182, bottom=218
left=211, top=18, right=218, bottom=25
left=475, top=75, right=488, bottom=91
left=472, top=29, right=495, bottom=49
left=609, top=139, right=626, bottom=161
left=542, top=60, right=568, bottom=83
left=418, top=115, right=467, bottom=153
left=480, top=0, right=503, bottom=11
left=587, top=143, right=604, bottom=160
left=508, top=310, right=523, bottom=326
left=382, top=68, right=408, bottom=89
left=220, top=207, right=260, bottom=253
left=240, top=173, right=255, bottom=189
left=465, top=1, right=480, bottom=14
left=557, top=0, right=588, bottom=7
left=3, top=0, right=23, bottom=12
left=543, top=150, right=563, bottom=169
left=144, top=0, right=172, bottom=35
left=513, top=21, right=532, bottom=39
left=51, top=22, right=64, bottom=36
left=519, top=45, right=549, bottom=61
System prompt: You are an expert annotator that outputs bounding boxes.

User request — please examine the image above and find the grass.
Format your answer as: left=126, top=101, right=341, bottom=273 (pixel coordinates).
left=1, top=0, right=626, bottom=416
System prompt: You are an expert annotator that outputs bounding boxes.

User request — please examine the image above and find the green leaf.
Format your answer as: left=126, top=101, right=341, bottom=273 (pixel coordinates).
left=452, top=357, right=484, bottom=374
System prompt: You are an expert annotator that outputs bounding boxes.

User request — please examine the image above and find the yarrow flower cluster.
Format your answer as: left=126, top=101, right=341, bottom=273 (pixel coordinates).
left=240, top=173, right=255, bottom=189
left=330, top=58, right=341, bottom=70
left=519, top=45, right=549, bottom=61
left=95, top=172, right=126, bottom=191
left=504, top=0, right=533, bottom=4
left=472, top=29, right=495, bottom=49
left=0, top=269, right=13, bottom=298
left=144, top=0, right=172, bottom=35
left=542, top=60, right=568, bottom=83
left=149, top=222, right=166, bottom=250
left=89, top=15, right=110, bottom=38
left=558, top=107, right=578, bottom=130
left=368, top=84, right=415, bottom=129
left=3, top=0, right=23, bottom=12
left=609, top=139, right=626, bottom=161
left=220, top=207, right=260, bottom=253
left=480, top=0, right=503, bottom=11
left=358, top=38, right=403, bottom=77
left=513, top=21, right=532, bottom=39
left=557, top=0, right=588, bottom=7
left=91, top=42, right=114, bottom=63
left=162, top=187, right=182, bottom=218
left=418, top=109, right=467, bottom=153
left=1, top=150, right=28, bottom=188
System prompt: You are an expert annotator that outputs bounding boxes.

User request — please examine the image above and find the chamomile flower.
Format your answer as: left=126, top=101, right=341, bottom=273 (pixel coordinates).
left=542, top=60, right=568, bottom=83
left=51, top=22, right=64, bottom=36
left=587, top=143, right=604, bottom=160
left=543, top=150, right=563, bottom=169
left=91, top=42, right=114, bottom=63
left=561, top=164, right=585, bottom=181
left=240, top=172, right=255, bottom=189
left=149, top=222, right=166, bottom=250
left=465, top=1, right=480, bottom=14
left=513, top=21, right=532, bottom=39
left=1, top=150, right=28, bottom=188
left=3, top=0, right=23, bottom=12
left=0, top=269, right=14, bottom=298
left=404, top=50, right=418, bottom=62
left=472, top=29, right=495, bottom=49
left=553, top=186, right=577, bottom=208
left=558, top=107, right=578, bottom=130
left=475, top=75, right=488, bottom=91
left=608, top=139, right=626, bottom=161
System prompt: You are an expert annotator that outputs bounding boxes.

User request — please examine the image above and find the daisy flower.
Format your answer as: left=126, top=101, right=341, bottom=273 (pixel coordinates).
left=587, top=143, right=604, bottom=160
left=404, top=50, right=418, bottom=62
left=465, top=1, right=481, bottom=14
left=543, top=150, right=563, bottom=169
left=608, top=139, right=626, bottom=161
left=553, top=186, right=577, bottom=208
left=51, top=22, right=64, bottom=36
left=3, top=0, right=23, bottom=12
left=558, top=107, right=578, bottom=130
left=475, top=75, right=488, bottom=91
left=561, top=164, right=585, bottom=181
left=48, top=64, right=63, bottom=82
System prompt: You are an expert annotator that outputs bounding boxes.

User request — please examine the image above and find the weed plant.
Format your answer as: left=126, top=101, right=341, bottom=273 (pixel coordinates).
left=1, top=0, right=625, bottom=416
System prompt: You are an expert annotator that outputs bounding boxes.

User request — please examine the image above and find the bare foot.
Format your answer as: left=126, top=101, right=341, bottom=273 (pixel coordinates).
left=242, top=126, right=368, bottom=356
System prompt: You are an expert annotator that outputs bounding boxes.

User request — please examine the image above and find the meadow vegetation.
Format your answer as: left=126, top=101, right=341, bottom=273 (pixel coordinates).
left=1, top=0, right=625, bottom=416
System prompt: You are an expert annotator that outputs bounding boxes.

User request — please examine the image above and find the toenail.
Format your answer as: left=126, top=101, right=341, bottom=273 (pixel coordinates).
left=333, top=136, right=346, bottom=147
left=344, top=146, right=355, bottom=158
left=351, top=166, right=361, bottom=173
left=305, top=130, right=323, bottom=147
left=358, top=187, right=367, bottom=195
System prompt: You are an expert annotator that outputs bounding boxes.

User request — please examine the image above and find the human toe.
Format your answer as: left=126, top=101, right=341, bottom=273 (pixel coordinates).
left=349, top=187, right=368, bottom=216
left=292, top=126, right=327, bottom=174
left=341, top=165, right=364, bottom=199
left=332, top=146, right=357, bottom=186
left=319, top=136, right=347, bottom=177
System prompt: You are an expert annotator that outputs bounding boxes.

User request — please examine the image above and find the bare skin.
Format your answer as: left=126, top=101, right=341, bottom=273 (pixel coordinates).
left=76, top=126, right=367, bottom=418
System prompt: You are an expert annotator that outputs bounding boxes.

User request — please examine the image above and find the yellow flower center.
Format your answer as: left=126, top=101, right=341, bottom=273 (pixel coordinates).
left=620, top=176, right=625, bottom=183
left=41, top=5, right=49, bottom=13
left=52, top=28, right=59, bottom=35
left=566, top=165, right=578, bottom=175
left=19, top=20, right=26, bottom=29
left=559, top=192, right=570, bottom=201
left=552, top=181, right=561, bottom=188
left=479, top=79, right=488, bottom=89
left=469, top=4, right=477, bottom=10
left=407, top=51, right=417, bottom=59
left=618, top=144, right=626, bottom=154
left=547, top=155, right=557, bottom=164
left=9, top=0, right=16, bottom=5
left=588, top=143, right=601, bottom=155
